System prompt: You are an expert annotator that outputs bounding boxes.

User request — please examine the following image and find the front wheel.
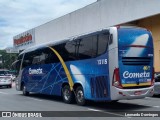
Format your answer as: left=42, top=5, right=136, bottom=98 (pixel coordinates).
left=75, top=86, right=86, bottom=106
left=22, top=84, right=29, bottom=96
left=62, top=85, right=74, bottom=104
left=109, top=100, right=119, bottom=103
left=8, top=85, right=12, bottom=88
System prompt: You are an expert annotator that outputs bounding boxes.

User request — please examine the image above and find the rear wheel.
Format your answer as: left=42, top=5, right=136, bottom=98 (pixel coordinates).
left=22, top=84, right=29, bottom=96
left=75, top=86, right=86, bottom=106
left=62, top=85, right=74, bottom=104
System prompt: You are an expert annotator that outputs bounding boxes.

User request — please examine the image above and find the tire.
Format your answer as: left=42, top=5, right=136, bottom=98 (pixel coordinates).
left=75, top=86, right=86, bottom=106
left=62, top=85, right=74, bottom=104
left=22, top=84, right=29, bottom=96
left=109, top=100, right=119, bottom=103
left=8, top=85, right=12, bottom=88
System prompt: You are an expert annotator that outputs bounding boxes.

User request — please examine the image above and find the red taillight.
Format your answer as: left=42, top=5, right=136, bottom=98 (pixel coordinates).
left=151, top=67, right=155, bottom=86
left=112, top=68, right=123, bottom=88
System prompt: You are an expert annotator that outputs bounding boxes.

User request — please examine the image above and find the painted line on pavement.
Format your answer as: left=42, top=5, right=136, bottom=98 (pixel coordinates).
left=0, top=91, right=9, bottom=95
left=152, top=106, right=160, bottom=108
left=137, top=104, right=160, bottom=108
left=27, top=97, right=43, bottom=102
left=88, top=108, right=128, bottom=117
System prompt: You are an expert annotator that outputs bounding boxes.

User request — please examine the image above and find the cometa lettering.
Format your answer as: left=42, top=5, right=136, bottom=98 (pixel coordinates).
left=123, top=71, right=150, bottom=78
left=29, top=68, right=43, bottom=75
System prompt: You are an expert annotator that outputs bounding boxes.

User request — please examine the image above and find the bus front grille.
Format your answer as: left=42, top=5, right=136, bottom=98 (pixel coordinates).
left=90, top=76, right=108, bottom=98
left=122, top=57, right=151, bottom=65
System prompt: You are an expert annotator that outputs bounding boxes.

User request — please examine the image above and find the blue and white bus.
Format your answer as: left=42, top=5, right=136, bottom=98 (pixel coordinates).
left=14, top=26, right=154, bottom=105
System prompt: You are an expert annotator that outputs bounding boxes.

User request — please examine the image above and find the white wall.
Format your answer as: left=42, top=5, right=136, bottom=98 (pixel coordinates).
left=35, top=1, right=101, bottom=44
left=18, top=0, right=160, bottom=46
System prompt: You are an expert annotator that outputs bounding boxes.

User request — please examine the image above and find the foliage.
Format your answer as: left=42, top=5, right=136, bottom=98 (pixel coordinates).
left=0, top=50, right=18, bottom=70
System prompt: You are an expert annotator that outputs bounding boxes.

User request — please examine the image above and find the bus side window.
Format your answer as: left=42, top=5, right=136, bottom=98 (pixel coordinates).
left=92, top=33, right=109, bottom=57
left=65, top=41, right=77, bottom=61
left=23, top=60, right=31, bottom=68
left=65, top=31, right=110, bottom=60
left=92, top=35, right=98, bottom=57
left=77, top=37, right=93, bottom=59
left=22, top=52, right=33, bottom=68
left=44, top=47, right=60, bottom=64
left=97, top=33, right=109, bottom=55
left=54, top=43, right=70, bottom=62
left=30, top=49, right=47, bottom=65
left=45, top=52, right=57, bottom=64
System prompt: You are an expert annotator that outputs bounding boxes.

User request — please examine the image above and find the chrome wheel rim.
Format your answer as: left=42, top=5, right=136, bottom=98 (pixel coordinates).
left=77, top=90, right=84, bottom=103
left=64, top=89, right=70, bottom=101
left=23, top=86, right=26, bottom=94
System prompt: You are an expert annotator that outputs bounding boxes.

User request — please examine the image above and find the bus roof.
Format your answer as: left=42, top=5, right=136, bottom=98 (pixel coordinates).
left=19, top=26, right=146, bottom=55
left=19, top=29, right=110, bottom=55
left=20, top=39, right=69, bottom=55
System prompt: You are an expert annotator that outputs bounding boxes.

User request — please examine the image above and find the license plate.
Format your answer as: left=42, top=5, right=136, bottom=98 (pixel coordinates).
left=134, top=91, right=142, bottom=95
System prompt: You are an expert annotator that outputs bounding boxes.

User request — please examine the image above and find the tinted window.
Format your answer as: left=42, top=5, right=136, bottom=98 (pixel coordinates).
left=44, top=48, right=59, bottom=64
left=22, top=52, right=33, bottom=68
left=33, top=48, right=59, bottom=64
left=92, top=35, right=98, bottom=57
left=22, top=31, right=110, bottom=66
left=77, top=37, right=93, bottom=59
left=65, top=32, right=109, bottom=60
left=97, top=33, right=109, bottom=55
left=54, top=43, right=69, bottom=62
left=65, top=40, right=78, bottom=61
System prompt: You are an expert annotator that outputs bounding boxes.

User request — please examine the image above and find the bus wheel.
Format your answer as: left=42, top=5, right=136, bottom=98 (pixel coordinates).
left=62, top=85, right=74, bottom=104
left=109, top=100, right=119, bottom=103
left=8, top=85, right=12, bottom=88
left=22, top=84, right=29, bottom=96
left=75, top=86, right=85, bottom=106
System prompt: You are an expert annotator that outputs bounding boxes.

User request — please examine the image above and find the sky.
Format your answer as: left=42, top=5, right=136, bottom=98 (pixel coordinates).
left=0, top=0, right=96, bottom=50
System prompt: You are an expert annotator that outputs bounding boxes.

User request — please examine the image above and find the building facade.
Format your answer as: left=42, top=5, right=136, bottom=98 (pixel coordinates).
left=13, top=0, right=160, bottom=72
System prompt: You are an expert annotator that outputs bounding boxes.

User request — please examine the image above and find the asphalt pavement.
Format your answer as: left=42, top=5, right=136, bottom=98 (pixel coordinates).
left=0, top=82, right=160, bottom=120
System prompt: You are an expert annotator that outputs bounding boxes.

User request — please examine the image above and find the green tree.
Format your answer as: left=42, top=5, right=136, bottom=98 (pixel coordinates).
left=0, top=50, right=18, bottom=70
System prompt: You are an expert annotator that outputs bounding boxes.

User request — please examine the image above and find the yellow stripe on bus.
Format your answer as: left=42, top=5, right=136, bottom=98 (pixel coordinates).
left=122, top=82, right=151, bottom=87
left=48, top=46, right=74, bottom=91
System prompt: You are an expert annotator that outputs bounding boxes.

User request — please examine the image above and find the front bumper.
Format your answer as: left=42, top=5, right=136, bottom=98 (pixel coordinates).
left=0, top=82, right=12, bottom=86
